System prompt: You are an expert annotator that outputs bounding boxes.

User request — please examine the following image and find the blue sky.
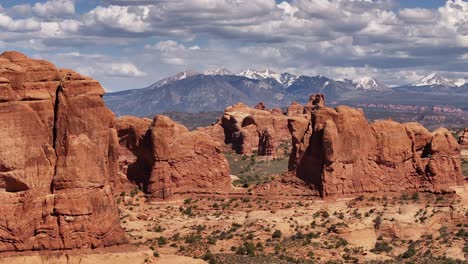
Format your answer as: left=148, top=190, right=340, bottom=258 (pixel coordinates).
left=0, top=0, right=467, bottom=91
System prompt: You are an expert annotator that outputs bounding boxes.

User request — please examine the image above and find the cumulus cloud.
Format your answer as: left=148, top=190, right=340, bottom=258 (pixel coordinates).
left=33, top=0, right=75, bottom=18
left=0, top=13, right=40, bottom=32
left=83, top=5, right=151, bottom=33
left=1, top=0, right=467, bottom=90
left=106, top=63, right=147, bottom=77
left=398, top=8, right=437, bottom=24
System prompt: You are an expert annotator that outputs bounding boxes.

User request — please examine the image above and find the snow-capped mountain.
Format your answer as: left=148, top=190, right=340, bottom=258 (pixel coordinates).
left=238, top=69, right=298, bottom=87
left=452, top=78, right=468, bottom=87
left=151, top=70, right=199, bottom=88
left=239, top=69, right=280, bottom=81
left=105, top=69, right=468, bottom=116
left=352, top=77, right=388, bottom=91
left=412, top=73, right=452, bottom=87
left=205, top=67, right=233, bottom=76
left=277, top=72, right=298, bottom=88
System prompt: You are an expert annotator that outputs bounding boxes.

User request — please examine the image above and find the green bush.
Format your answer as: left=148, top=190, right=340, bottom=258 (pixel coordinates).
left=371, top=241, right=393, bottom=253
left=236, top=242, right=255, bottom=256
left=272, top=229, right=282, bottom=239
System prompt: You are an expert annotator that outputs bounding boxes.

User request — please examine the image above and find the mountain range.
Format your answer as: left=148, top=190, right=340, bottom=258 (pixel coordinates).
left=105, top=69, right=468, bottom=117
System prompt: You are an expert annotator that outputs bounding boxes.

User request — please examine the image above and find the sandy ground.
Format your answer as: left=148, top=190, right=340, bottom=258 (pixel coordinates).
left=116, top=183, right=467, bottom=263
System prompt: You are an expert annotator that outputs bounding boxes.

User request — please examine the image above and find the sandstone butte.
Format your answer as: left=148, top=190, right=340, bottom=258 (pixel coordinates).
left=288, top=94, right=464, bottom=197
left=0, top=51, right=126, bottom=252
left=203, top=101, right=307, bottom=156
left=115, top=115, right=232, bottom=199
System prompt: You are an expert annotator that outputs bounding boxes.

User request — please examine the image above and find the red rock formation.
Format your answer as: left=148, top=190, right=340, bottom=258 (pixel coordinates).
left=287, top=101, right=305, bottom=117
left=459, top=128, right=468, bottom=148
left=115, top=116, right=153, bottom=191
left=115, top=115, right=231, bottom=199
left=254, top=102, right=266, bottom=110
left=305, top=94, right=325, bottom=112
left=149, top=115, right=231, bottom=198
left=220, top=102, right=299, bottom=156
left=289, top=94, right=464, bottom=197
left=0, top=51, right=126, bottom=252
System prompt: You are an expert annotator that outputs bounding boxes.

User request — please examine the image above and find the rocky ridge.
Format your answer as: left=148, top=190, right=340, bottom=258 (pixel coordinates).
left=289, top=94, right=464, bottom=197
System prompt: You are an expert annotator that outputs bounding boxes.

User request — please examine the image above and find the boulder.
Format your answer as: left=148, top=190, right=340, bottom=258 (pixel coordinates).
left=0, top=51, right=126, bottom=252
left=289, top=94, right=464, bottom=197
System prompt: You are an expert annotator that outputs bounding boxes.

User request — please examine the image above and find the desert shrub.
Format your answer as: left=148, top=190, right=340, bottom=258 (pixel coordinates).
left=157, top=236, right=167, bottom=246
left=236, top=241, right=255, bottom=256
left=371, top=241, right=393, bottom=253
left=272, top=229, right=282, bottom=239
left=373, top=215, right=382, bottom=229
left=184, top=233, right=202, bottom=244
left=401, top=243, right=417, bottom=259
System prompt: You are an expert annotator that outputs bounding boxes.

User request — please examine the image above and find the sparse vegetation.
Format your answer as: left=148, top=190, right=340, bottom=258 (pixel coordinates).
left=225, top=147, right=289, bottom=187
left=371, top=241, right=393, bottom=253
left=462, top=161, right=468, bottom=177
left=117, top=184, right=464, bottom=263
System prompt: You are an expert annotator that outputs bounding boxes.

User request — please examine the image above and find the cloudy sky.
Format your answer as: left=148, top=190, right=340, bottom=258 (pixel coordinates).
left=0, top=0, right=467, bottom=91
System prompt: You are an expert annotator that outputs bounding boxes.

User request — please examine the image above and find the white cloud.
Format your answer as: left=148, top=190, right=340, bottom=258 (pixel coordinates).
left=108, top=63, right=146, bottom=77
left=398, top=8, right=437, bottom=24
left=83, top=5, right=151, bottom=33
left=1, top=0, right=468, bottom=90
left=77, top=62, right=146, bottom=78
left=0, top=13, right=40, bottom=31
left=33, top=0, right=75, bottom=17
left=277, top=1, right=298, bottom=16
left=8, top=4, right=32, bottom=17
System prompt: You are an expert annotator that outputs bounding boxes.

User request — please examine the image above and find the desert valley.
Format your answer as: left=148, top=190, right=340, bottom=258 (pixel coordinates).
left=0, top=51, right=466, bottom=264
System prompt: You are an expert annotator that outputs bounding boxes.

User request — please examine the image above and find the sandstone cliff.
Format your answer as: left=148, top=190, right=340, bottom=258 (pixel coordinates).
left=115, top=115, right=231, bottom=199
left=289, top=94, right=464, bottom=197
left=0, top=51, right=126, bottom=252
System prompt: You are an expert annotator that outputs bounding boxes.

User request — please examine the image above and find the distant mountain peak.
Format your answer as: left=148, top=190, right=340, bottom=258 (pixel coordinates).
left=205, top=67, right=233, bottom=76
left=352, top=76, right=388, bottom=91
left=412, top=73, right=451, bottom=87
left=239, top=69, right=298, bottom=87
left=151, top=70, right=199, bottom=88
left=452, top=77, right=468, bottom=87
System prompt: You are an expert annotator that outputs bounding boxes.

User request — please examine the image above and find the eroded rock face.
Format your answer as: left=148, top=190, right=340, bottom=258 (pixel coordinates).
left=149, top=115, right=231, bottom=198
left=459, top=128, right=468, bottom=148
left=219, top=102, right=298, bottom=156
left=0, top=51, right=126, bottom=252
left=289, top=94, right=464, bottom=197
left=114, top=116, right=153, bottom=191
left=115, top=115, right=231, bottom=199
